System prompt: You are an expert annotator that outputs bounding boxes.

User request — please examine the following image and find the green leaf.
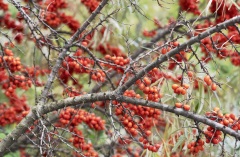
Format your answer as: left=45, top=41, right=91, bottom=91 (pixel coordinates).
left=197, top=83, right=205, bottom=114
left=172, top=135, right=186, bottom=152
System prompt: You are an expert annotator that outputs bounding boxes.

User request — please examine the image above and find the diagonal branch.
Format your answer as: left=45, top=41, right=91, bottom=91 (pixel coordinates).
left=39, top=0, right=109, bottom=103
left=116, top=16, right=240, bottom=94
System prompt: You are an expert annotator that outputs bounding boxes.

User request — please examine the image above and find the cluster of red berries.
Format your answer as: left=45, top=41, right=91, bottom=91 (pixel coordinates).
left=0, top=94, right=29, bottom=126
left=194, top=20, right=213, bottom=36
left=187, top=139, right=205, bottom=154
left=147, top=67, right=165, bottom=83
left=120, top=114, right=139, bottom=136
left=136, top=77, right=162, bottom=102
left=91, top=70, right=106, bottom=82
left=4, top=76, right=31, bottom=96
left=59, top=49, right=94, bottom=83
left=0, top=49, right=22, bottom=72
left=105, top=55, right=130, bottom=66
left=97, top=44, right=126, bottom=57
left=204, top=126, right=222, bottom=144
left=230, top=51, right=240, bottom=66
left=162, top=42, right=188, bottom=70
left=104, top=54, right=129, bottom=73
left=0, top=49, right=35, bottom=93
left=58, top=107, right=105, bottom=131
left=142, top=29, right=157, bottom=37
left=206, top=107, right=240, bottom=130
left=0, top=0, right=8, bottom=11
left=63, top=88, right=82, bottom=97
left=37, top=0, right=81, bottom=32
left=0, top=47, right=47, bottom=127
left=139, top=136, right=160, bottom=152
left=210, top=0, right=239, bottom=23
left=113, top=90, right=165, bottom=153
left=0, top=14, right=24, bottom=43
left=161, top=42, right=179, bottom=54
left=81, top=0, right=100, bottom=13
left=60, top=13, right=80, bottom=32
left=200, top=32, right=240, bottom=66
left=58, top=108, right=105, bottom=156
left=70, top=128, right=99, bottom=157
left=23, top=66, right=50, bottom=78
left=199, top=107, right=240, bottom=149
left=203, top=75, right=217, bottom=91
left=40, top=0, right=67, bottom=28
left=179, top=0, right=200, bottom=15
left=175, top=102, right=190, bottom=111
left=172, top=83, right=189, bottom=95
left=161, top=47, right=171, bottom=55
left=228, top=27, right=240, bottom=44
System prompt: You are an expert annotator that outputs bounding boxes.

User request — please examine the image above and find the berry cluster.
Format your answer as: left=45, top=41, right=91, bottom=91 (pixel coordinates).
left=37, top=0, right=80, bottom=32
left=91, top=70, right=106, bottom=82
left=161, top=47, right=171, bottom=55
left=0, top=94, right=29, bottom=126
left=63, top=88, right=81, bottom=97
left=97, top=44, right=126, bottom=57
left=81, top=0, right=100, bottom=13
left=105, top=55, right=130, bottom=66
left=70, top=128, right=99, bottom=157
left=175, top=102, right=190, bottom=111
left=113, top=90, right=165, bottom=153
left=203, top=75, right=217, bottom=91
left=59, top=49, right=94, bottom=83
left=60, top=13, right=80, bottom=32
left=140, top=136, right=161, bottom=152
left=187, top=139, right=205, bottom=154
left=59, top=108, right=105, bottom=131
left=206, top=107, right=240, bottom=130
left=204, top=126, right=222, bottom=144
left=58, top=108, right=105, bottom=156
left=200, top=32, right=240, bottom=67
left=1, top=49, right=22, bottom=72
left=210, top=0, right=239, bottom=23
left=143, top=29, right=157, bottom=37
left=0, top=14, right=24, bottom=43
left=172, top=83, right=189, bottom=95
left=136, top=77, right=162, bottom=102
left=0, top=0, right=8, bottom=11
left=179, top=0, right=200, bottom=15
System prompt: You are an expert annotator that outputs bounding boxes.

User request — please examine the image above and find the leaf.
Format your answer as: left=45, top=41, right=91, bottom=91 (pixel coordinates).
left=197, top=82, right=205, bottom=114
left=172, top=135, right=186, bottom=152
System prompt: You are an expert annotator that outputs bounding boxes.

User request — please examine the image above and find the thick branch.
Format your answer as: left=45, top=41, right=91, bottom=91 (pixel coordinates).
left=1, top=90, right=240, bottom=155
left=0, top=92, right=114, bottom=155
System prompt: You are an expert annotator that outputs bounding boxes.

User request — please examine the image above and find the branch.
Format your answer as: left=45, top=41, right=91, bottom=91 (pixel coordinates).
left=131, top=15, right=215, bottom=60
left=0, top=92, right=114, bottom=155
left=39, top=0, right=109, bottom=103
left=1, top=90, right=240, bottom=155
left=116, top=16, right=240, bottom=94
